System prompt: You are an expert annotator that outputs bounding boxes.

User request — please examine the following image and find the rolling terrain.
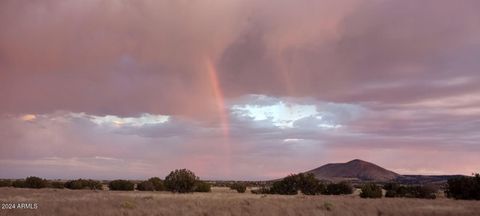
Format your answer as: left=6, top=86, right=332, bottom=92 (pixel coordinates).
left=304, top=159, right=463, bottom=184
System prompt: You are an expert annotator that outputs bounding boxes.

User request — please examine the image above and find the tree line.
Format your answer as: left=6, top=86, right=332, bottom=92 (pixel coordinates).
left=1, top=171, right=479, bottom=200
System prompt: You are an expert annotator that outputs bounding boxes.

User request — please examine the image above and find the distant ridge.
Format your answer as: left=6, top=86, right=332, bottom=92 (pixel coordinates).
left=306, top=159, right=400, bottom=181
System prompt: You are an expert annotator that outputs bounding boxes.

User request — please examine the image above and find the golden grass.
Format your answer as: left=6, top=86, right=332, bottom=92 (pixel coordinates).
left=1, top=187, right=479, bottom=216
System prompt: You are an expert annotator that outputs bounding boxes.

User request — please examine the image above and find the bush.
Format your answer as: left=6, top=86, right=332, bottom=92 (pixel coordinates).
left=324, top=182, right=353, bottom=195
left=384, top=183, right=436, bottom=199
left=297, top=173, right=325, bottom=195
left=384, top=183, right=406, bottom=197
left=136, top=181, right=154, bottom=191
left=270, top=174, right=300, bottom=195
left=446, top=173, right=480, bottom=200
left=230, top=183, right=247, bottom=193
left=251, top=186, right=271, bottom=194
left=65, top=179, right=103, bottom=190
left=0, top=179, right=12, bottom=187
left=164, top=169, right=198, bottom=193
left=25, top=176, right=47, bottom=189
left=360, top=183, right=382, bottom=198
left=194, top=181, right=211, bottom=192
left=266, top=173, right=325, bottom=195
left=148, top=177, right=165, bottom=191
left=12, top=179, right=26, bottom=188
left=408, top=185, right=437, bottom=199
left=109, top=180, right=134, bottom=191
left=49, top=181, right=65, bottom=189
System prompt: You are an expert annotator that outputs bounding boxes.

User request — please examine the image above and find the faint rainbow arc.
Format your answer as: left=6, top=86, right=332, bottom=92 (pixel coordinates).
left=205, top=58, right=231, bottom=176
left=205, top=59, right=229, bottom=138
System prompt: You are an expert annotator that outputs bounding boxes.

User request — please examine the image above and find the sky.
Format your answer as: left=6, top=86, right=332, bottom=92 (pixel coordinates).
left=1, top=0, right=479, bottom=180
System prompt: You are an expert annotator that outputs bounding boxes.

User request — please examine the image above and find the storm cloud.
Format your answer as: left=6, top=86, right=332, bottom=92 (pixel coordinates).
left=1, top=0, right=479, bottom=179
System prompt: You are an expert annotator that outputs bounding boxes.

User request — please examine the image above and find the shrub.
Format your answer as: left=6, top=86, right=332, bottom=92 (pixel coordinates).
left=384, top=183, right=406, bottom=197
left=0, top=179, right=12, bottom=187
left=25, top=176, right=47, bottom=189
left=148, top=177, right=165, bottom=191
left=251, top=186, right=271, bottom=194
left=407, top=185, right=437, bottom=199
left=266, top=173, right=326, bottom=195
left=446, top=173, right=480, bottom=200
left=324, top=182, right=353, bottom=195
left=12, top=179, right=26, bottom=188
left=360, top=183, right=382, bottom=198
left=65, top=179, right=102, bottom=190
left=384, top=183, right=436, bottom=199
left=230, top=183, right=247, bottom=193
left=270, top=174, right=300, bottom=195
left=194, top=181, right=211, bottom=192
left=109, top=180, right=134, bottom=191
left=137, top=181, right=155, bottom=191
left=49, top=181, right=65, bottom=189
left=164, top=169, right=198, bottom=193
left=297, top=173, right=325, bottom=195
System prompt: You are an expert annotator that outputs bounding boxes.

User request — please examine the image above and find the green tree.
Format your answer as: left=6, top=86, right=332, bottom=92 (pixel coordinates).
left=164, top=169, right=198, bottom=193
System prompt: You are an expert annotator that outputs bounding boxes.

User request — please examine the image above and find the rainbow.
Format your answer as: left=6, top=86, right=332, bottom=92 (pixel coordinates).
left=205, top=58, right=231, bottom=177
left=205, top=58, right=230, bottom=139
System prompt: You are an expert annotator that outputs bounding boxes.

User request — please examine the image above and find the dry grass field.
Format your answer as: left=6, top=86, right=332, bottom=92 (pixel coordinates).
left=1, top=187, right=479, bottom=216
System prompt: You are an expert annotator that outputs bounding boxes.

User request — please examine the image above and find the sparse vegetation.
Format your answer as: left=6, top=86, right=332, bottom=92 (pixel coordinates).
left=108, top=180, right=134, bottom=191
left=0, top=179, right=12, bottom=187
left=360, top=183, right=382, bottom=198
left=2, top=187, right=479, bottom=216
left=446, top=173, right=480, bottom=200
left=251, top=186, right=270, bottom=194
left=323, top=201, right=334, bottom=211
left=230, top=183, right=247, bottom=193
left=64, top=179, right=103, bottom=190
left=164, top=169, right=199, bottom=193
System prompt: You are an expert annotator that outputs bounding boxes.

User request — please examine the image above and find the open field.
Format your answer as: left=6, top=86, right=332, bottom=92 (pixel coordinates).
left=1, top=187, right=480, bottom=216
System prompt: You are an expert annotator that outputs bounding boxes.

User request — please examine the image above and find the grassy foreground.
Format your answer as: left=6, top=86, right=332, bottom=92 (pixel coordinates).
left=1, top=187, right=479, bottom=216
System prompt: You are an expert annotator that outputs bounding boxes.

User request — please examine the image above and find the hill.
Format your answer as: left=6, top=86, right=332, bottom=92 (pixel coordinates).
left=306, top=159, right=400, bottom=182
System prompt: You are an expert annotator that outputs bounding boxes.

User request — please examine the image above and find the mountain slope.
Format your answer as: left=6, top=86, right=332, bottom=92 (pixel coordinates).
left=306, top=159, right=400, bottom=181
